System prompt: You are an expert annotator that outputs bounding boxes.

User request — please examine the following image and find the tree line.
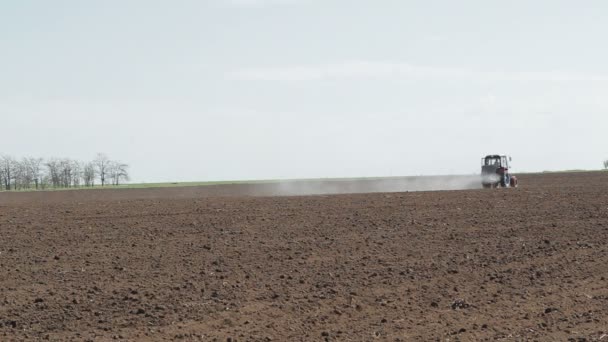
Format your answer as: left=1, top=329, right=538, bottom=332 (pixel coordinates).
left=0, top=153, right=129, bottom=191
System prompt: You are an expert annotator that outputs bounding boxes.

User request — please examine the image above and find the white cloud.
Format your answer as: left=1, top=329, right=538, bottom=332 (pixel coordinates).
left=227, top=61, right=608, bottom=82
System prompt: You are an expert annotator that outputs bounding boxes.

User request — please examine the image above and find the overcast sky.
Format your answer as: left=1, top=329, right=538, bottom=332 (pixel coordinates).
left=1, top=0, right=607, bottom=182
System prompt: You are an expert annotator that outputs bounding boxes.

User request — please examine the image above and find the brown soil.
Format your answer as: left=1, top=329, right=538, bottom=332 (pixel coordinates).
left=1, top=172, right=607, bottom=341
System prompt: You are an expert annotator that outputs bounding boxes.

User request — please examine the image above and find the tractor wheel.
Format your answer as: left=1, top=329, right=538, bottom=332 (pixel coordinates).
left=510, top=176, right=518, bottom=188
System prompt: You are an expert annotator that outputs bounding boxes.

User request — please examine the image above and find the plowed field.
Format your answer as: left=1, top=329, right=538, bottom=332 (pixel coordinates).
left=1, top=172, right=607, bottom=341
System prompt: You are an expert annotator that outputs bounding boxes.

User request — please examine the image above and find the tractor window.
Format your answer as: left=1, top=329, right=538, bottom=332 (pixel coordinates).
left=484, top=158, right=498, bottom=166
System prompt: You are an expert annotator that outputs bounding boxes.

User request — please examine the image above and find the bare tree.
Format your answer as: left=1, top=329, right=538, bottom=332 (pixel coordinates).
left=83, top=162, right=96, bottom=187
left=40, top=173, right=51, bottom=190
left=115, top=163, right=130, bottom=186
left=604, top=159, right=608, bottom=170
left=14, top=159, right=28, bottom=190
left=107, top=161, right=117, bottom=186
left=1, top=155, right=15, bottom=191
left=108, top=161, right=130, bottom=186
left=27, top=157, right=44, bottom=189
left=59, top=159, right=70, bottom=188
left=94, top=153, right=111, bottom=186
left=71, top=160, right=83, bottom=187
left=58, top=159, right=78, bottom=188
left=45, top=159, right=61, bottom=188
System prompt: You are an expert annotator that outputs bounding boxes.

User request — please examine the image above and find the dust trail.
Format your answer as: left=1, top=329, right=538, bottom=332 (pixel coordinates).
left=270, top=175, right=482, bottom=196
left=0, top=175, right=483, bottom=204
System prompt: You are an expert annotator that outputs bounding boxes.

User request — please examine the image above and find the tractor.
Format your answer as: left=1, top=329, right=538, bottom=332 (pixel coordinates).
left=481, top=155, right=518, bottom=188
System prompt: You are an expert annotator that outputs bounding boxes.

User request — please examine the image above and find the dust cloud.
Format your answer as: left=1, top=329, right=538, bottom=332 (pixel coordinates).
left=271, top=175, right=482, bottom=196
left=0, top=175, right=483, bottom=205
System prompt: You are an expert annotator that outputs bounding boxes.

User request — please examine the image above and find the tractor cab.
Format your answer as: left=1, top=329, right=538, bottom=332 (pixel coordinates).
left=481, top=155, right=517, bottom=188
left=482, top=155, right=509, bottom=169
